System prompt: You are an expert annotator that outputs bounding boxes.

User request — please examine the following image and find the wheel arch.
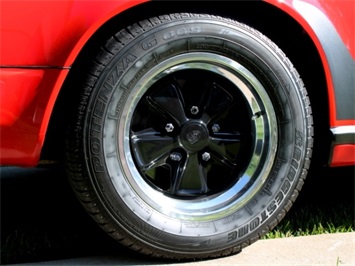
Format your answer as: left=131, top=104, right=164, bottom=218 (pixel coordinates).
left=42, top=0, right=331, bottom=165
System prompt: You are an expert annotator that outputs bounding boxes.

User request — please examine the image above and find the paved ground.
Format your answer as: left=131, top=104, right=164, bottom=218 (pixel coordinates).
left=2, top=166, right=354, bottom=265
left=16, top=232, right=355, bottom=266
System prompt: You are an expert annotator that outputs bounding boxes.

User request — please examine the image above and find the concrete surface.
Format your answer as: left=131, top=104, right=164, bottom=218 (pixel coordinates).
left=18, top=232, right=355, bottom=266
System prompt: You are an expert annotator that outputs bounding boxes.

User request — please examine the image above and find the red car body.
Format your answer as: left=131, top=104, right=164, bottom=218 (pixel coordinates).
left=0, top=0, right=354, bottom=167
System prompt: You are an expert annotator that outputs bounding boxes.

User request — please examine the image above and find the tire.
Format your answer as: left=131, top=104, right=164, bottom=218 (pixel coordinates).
left=66, top=13, right=313, bottom=260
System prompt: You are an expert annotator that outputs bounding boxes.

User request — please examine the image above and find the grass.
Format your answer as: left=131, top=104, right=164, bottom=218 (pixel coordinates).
left=264, top=204, right=354, bottom=239
left=1, top=166, right=354, bottom=264
left=265, top=166, right=354, bottom=239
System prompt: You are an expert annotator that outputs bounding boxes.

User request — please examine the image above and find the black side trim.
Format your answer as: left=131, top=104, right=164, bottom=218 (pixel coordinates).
left=294, top=1, right=355, bottom=121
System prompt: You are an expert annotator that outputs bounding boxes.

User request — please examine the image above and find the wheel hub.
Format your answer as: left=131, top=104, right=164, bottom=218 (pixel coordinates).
left=180, top=121, right=209, bottom=152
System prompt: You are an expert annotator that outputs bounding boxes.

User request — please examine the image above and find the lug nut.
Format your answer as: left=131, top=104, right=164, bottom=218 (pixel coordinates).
left=190, top=106, right=199, bottom=115
left=165, top=123, right=174, bottom=132
left=212, top=124, right=220, bottom=133
left=202, top=152, right=211, bottom=161
left=170, top=152, right=182, bottom=162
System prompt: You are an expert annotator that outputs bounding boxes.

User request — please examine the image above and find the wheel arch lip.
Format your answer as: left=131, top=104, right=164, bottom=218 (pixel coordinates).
left=263, top=0, right=354, bottom=167
left=264, top=0, right=354, bottom=128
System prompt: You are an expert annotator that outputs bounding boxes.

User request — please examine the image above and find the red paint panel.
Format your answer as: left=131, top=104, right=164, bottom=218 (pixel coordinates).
left=330, top=145, right=355, bottom=167
left=0, top=1, right=74, bottom=66
left=0, top=69, right=44, bottom=126
left=0, top=0, right=147, bottom=66
left=317, top=0, right=355, bottom=59
left=0, top=69, right=69, bottom=166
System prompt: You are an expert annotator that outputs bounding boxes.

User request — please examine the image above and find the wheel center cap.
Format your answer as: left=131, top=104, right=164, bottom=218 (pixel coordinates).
left=186, top=129, right=202, bottom=145
left=180, top=122, right=209, bottom=151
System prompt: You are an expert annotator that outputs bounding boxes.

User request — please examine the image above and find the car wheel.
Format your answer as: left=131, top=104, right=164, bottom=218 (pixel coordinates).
left=66, top=13, right=313, bottom=259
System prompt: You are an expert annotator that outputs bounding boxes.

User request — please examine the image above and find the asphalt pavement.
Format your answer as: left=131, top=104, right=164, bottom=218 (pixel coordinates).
left=12, top=232, right=355, bottom=265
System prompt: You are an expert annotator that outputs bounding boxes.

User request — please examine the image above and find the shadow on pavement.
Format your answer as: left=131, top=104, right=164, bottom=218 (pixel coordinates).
left=0, top=166, right=163, bottom=265
left=1, top=165, right=354, bottom=264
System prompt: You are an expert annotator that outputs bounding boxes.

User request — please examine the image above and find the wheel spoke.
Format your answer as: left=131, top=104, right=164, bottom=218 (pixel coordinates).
left=209, top=132, right=241, bottom=168
left=146, top=83, right=188, bottom=126
left=201, top=83, right=234, bottom=123
left=131, top=128, right=177, bottom=171
left=170, top=153, right=208, bottom=196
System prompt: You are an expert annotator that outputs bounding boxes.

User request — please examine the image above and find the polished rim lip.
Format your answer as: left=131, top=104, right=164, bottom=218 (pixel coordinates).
left=114, top=52, right=277, bottom=221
